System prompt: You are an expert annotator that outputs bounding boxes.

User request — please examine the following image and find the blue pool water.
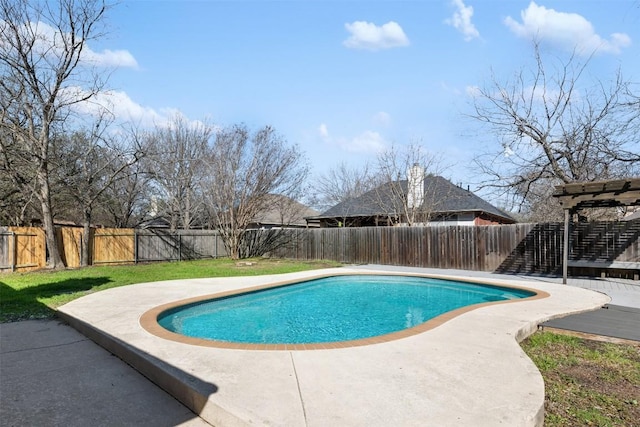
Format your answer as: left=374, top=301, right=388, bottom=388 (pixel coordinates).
left=157, top=275, right=534, bottom=344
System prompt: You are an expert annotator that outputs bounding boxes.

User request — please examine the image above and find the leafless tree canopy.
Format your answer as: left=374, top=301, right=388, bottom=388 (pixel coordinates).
left=144, top=115, right=213, bottom=230
left=0, top=0, right=109, bottom=268
left=313, top=162, right=378, bottom=213
left=203, top=124, right=309, bottom=259
left=100, top=157, right=154, bottom=229
left=470, top=44, right=640, bottom=220
left=374, top=142, right=447, bottom=225
left=52, top=121, right=142, bottom=265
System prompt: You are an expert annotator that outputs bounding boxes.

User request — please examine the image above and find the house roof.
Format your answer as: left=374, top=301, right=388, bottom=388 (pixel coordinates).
left=251, top=194, right=319, bottom=227
left=315, top=175, right=515, bottom=223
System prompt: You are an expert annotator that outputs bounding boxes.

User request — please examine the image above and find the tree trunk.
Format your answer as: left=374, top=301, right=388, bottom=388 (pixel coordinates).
left=81, top=208, right=91, bottom=267
left=37, top=169, right=64, bottom=269
left=229, top=233, right=240, bottom=260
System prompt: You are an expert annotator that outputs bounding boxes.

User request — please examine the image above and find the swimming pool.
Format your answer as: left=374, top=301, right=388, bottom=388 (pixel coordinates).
left=150, top=274, right=537, bottom=348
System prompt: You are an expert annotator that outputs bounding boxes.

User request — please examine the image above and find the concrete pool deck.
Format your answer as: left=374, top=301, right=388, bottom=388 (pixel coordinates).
left=53, top=266, right=612, bottom=427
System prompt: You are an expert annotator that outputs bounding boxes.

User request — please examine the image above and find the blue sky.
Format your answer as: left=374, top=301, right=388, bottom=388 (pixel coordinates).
left=84, top=0, right=640, bottom=195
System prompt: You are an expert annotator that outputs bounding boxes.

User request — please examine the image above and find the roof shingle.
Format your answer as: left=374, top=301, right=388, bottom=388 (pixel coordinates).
left=316, top=175, right=514, bottom=222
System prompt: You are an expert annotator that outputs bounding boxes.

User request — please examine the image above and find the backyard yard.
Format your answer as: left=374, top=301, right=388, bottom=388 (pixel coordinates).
left=1, top=259, right=639, bottom=425
left=522, top=332, right=639, bottom=426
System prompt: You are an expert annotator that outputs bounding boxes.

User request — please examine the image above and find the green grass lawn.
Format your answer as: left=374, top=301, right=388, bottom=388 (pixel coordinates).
left=522, top=331, right=640, bottom=426
left=0, top=258, right=340, bottom=322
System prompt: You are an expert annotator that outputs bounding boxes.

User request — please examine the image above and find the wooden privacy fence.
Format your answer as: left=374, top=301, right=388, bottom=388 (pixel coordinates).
left=270, top=221, right=640, bottom=275
left=1, top=222, right=638, bottom=275
left=0, top=227, right=228, bottom=271
left=270, top=224, right=542, bottom=271
left=91, top=228, right=229, bottom=265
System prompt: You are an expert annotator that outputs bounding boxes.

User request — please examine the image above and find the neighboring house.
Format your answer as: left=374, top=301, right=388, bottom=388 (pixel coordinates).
left=137, top=195, right=318, bottom=230
left=248, top=194, right=319, bottom=229
left=307, top=168, right=515, bottom=228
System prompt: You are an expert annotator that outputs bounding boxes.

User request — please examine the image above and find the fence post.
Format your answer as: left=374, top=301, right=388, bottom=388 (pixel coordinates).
left=134, top=229, right=138, bottom=264
left=11, top=231, right=16, bottom=272
left=80, top=230, right=84, bottom=267
left=178, top=233, right=182, bottom=261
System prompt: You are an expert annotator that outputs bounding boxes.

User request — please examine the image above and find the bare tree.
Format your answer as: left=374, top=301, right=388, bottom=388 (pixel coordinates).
left=0, top=0, right=110, bottom=268
left=203, top=124, right=309, bottom=259
left=312, top=162, right=377, bottom=213
left=53, top=123, right=141, bottom=266
left=99, top=158, right=154, bottom=228
left=469, top=43, right=640, bottom=218
left=145, top=115, right=212, bottom=230
left=0, top=126, right=40, bottom=225
left=372, top=142, right=446, bottom=226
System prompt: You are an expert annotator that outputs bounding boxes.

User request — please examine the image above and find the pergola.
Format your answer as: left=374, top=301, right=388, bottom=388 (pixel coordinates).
left=553, top=178, right=640, bottom=283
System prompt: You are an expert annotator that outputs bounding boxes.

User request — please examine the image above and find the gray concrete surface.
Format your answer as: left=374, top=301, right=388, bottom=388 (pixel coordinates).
left=54, top=267, right=612, bottom=426
left=2, top=267, right=638, bottom=427
left=0, top=319, right=209, bottom=427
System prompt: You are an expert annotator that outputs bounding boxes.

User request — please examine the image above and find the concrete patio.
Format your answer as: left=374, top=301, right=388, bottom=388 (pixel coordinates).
left=2, top=266, right=638, bottom=426
left=59, top=267, right=614, bottom=426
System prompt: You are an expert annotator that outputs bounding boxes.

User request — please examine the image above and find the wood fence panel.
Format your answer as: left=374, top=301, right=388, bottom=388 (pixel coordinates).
left=378, top=228, right=387, bottom=264
left=93, top=228, right=135, bottom=264
left=178, top=230, right=224, bottom=259
left=57, top=227, right=83, bottom=268
left=5, top=227, right=46, bottom=271
left=135, top=230, right=228, bottom=262
left=136, top=231, right=179, bottom=262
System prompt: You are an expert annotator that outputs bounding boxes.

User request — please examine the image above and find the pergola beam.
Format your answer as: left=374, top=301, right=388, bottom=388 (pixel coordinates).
left=553, top=178, right=640, bottom=284
left=554, top=178, right=640, bottom=210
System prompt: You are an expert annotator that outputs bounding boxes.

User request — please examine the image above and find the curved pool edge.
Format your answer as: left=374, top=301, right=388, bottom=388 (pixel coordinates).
left=139, top=272, right=550, bottom=351
left=57, top=267, right=610, bottom=427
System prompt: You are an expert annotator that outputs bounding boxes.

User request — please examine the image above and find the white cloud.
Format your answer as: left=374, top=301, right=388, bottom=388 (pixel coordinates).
left=445, top=0, right=480, bottom=41
left=465, top=83, right=564, bottom=106
left=332, top=131, right=388, bottom=154
left=3, top=20, right=139, bottom=68
left=343, top=21, right=410, bottom=51
left=465, top=85, right=481, bottom=97
left=347, top=130, right=387, bottom=153
left=504, top=2, right=631, bottom=55
left=318, top=123, right=329, bottom=138
left=93, top=90, right=168, bottom=125
left=372, top=112, right=391, bottom=127
left=83, top=48, right=138, bottom=69
left=318, top=124, right=387, bottom=154
left=525, top=84, right=563, bottom=104
left=65, top=87, right=176, bottom=128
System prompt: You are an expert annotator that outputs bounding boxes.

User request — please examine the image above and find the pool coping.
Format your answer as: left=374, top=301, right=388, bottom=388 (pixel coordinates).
left=140, top=272, right=550, bottom=351
left=57, top=266, right=610, bottom=427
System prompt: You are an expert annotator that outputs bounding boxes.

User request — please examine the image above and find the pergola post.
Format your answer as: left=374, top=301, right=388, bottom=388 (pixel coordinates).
left=562, top=208, right=570, bottom=285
